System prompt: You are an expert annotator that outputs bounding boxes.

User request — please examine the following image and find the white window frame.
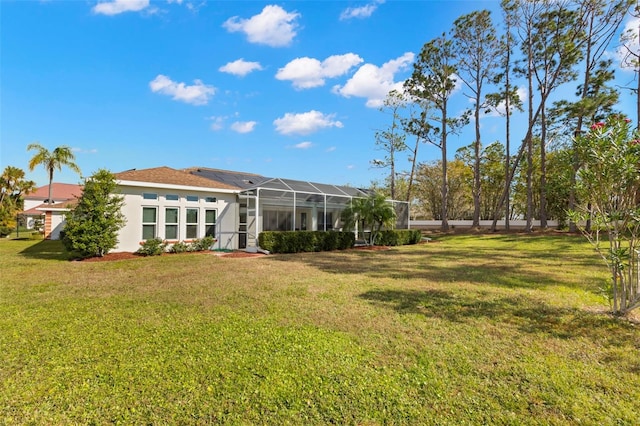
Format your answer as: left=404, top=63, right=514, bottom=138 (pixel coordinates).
left=186, top=208, right=199, bottom=239
left=165, top=207, right=179, bottom=240
left=142, top=207, right=158, bottom=240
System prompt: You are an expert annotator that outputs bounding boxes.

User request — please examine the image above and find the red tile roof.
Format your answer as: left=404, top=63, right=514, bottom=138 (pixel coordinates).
left=25, top=183, right=82, bottom=201
left=115, top=166, right=240, bottom=190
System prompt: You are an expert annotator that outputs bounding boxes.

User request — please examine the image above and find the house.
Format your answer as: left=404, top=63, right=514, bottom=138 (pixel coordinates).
left=39, top=166, right=410, bottom=253
left=21, top=183, right=82, bottom=239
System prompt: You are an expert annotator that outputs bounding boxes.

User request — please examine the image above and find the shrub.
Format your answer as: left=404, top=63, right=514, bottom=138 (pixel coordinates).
left=258, top=231, right=355, bottom=253
left=190, top=236, right=216, bottom=252
left=169, top=241, right=189, bottom=253
left=136, top=238, right=166, bottom=256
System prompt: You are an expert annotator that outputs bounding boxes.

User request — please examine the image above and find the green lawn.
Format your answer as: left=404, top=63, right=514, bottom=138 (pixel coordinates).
left=1, top=235, right=639, bottom=425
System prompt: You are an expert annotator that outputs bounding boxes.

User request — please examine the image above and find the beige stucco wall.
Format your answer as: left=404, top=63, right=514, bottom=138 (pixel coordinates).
left=115, top=182, right=238, bottom=253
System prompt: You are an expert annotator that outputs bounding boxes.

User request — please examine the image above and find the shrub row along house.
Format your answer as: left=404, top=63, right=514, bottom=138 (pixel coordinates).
left=29, top=167, right=410, bottom=253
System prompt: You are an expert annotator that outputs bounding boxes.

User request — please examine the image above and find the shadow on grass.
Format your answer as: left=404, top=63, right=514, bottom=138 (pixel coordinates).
left=359, top=288, right=637, bottom=350
left=18, top=239, right=70, bottom=261
left=272, top=243, right=603, bottom=294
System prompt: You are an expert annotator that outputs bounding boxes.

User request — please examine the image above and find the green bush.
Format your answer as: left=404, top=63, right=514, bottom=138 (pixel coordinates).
left=169, top=241, right=189, bottom=253
left=258, top=231, right=355, bottom=253
left=190, top=236, right=216, bottom=252
left=376, top=229, right=422, bottom=246
left=136, top=238, right=166, bottom=256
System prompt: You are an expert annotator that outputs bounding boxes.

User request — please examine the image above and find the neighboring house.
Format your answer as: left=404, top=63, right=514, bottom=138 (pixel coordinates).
left=40, top=166, right=410, bottom=253
left=21, top=183, right=82, bottom=239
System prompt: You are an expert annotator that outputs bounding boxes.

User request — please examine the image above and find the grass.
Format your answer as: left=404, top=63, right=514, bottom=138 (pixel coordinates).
left=1, top=234, right=639, bottom=425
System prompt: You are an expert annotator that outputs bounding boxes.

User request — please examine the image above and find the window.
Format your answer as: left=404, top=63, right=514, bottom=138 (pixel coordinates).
left=165, top=208, right=179, bottom=240
left=142, top=207, right=157, bottom=240
left=186, top=208, right=198, bottom=239
left=186, top=195, right=199, bottom=202
left=165, top=194, right=179, bottom=201
left=205, top=196, right=217, bottom=203
left=143, top=193, right=158, bottom=200
left=317, top=211, right=333, bottom=230
left=205, top=209, right=216, bottom=238
left=263, top=210, right=292, bottom=231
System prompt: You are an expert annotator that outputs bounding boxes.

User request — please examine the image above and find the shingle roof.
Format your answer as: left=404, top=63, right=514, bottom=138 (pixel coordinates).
left=115, top=166, right=240, bottom=190
left=184, top=166, right=271, bottom=189
left=25, top=183, right=82, bottom=201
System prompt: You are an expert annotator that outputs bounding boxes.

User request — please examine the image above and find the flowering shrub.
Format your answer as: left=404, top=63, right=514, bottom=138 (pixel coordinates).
left=569, top=115, right=640, bottom=314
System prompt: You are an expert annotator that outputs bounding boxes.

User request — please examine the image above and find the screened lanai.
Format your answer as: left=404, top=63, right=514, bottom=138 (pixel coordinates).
left=238, top=178, right=409, bottom=249
left=187, top=167, right=409, bottom=249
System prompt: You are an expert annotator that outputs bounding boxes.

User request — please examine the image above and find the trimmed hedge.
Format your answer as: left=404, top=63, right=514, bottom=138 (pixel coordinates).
left=258, top=231, right=355, bottom=254
left=258, top=230, right=421, bottom=253
left=376, top=229, right=422, bottom=246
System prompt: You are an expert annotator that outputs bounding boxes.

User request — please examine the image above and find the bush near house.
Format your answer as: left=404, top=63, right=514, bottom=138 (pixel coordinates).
left=259, top=231, right=355, bottom=254
left=136, top=236, right=217, bottom=256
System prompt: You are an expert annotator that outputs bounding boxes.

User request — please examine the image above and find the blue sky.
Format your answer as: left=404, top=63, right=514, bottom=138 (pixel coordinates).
left=1, top=0, right=637, bottom=188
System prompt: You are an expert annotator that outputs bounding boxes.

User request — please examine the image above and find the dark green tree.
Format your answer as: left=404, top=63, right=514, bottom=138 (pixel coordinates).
left=62, top=169, right=125, bottom=258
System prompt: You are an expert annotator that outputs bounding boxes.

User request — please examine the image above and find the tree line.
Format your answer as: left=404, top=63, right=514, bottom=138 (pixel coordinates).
left=371, top=0, right=638, bottom=232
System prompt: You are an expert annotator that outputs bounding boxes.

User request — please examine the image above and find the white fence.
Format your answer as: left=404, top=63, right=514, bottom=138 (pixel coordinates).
left=410, top=219, right=560, bottom=230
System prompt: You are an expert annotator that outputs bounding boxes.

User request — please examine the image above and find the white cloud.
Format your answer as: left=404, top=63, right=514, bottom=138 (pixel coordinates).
left=273, top=110, right=343, bottom=136
left=149, top=74, right=215, bottom=105
left=326, top=146, right=336, bottom=152
left=93, top=0, right=150, bottom=15
left=231, top=121, right=257, bottom=133
left=333, top=52, right=414, bottom=108
left=222, top=5, right=300, bottom=47
left=618, top=17, right=640, bottom=71
left=209, top=116, right=226, bottom=131
left=294, top=141, right=313, bottom=149
left=276, top=53, right=363, bottom=89
left=340, top=0, right=384, bottom=20
left=219, top=59, right=263, bottom=77
left=72, top=147, right=99, bottom=154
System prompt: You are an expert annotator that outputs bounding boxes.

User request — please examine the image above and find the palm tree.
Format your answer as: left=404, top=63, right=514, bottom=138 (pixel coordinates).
left=27, top=143, right=81, bottom=204
left=340, top=193, right=396, bottom=245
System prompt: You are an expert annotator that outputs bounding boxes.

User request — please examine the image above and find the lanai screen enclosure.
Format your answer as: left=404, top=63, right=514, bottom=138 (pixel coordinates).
left=190, top=168, right=410, bottom=249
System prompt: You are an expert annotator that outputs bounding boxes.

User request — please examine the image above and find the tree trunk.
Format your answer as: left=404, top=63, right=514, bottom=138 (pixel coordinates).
left=441, top=110, right=449, bottom=232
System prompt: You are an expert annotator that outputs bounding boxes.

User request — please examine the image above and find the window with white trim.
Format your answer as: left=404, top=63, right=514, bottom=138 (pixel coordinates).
left=165, top=208, right=179, bottom=240
left=205, top=209, right=216, bottom=238
left=186, top=208, right=198, bottom=239
left=165, top=194, right=179, bottom=201
left=186, top=195, right=199, bottom=202
left=142, top=207, right=157, bottom=240
left=143, top=193, right=158, bottom=200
